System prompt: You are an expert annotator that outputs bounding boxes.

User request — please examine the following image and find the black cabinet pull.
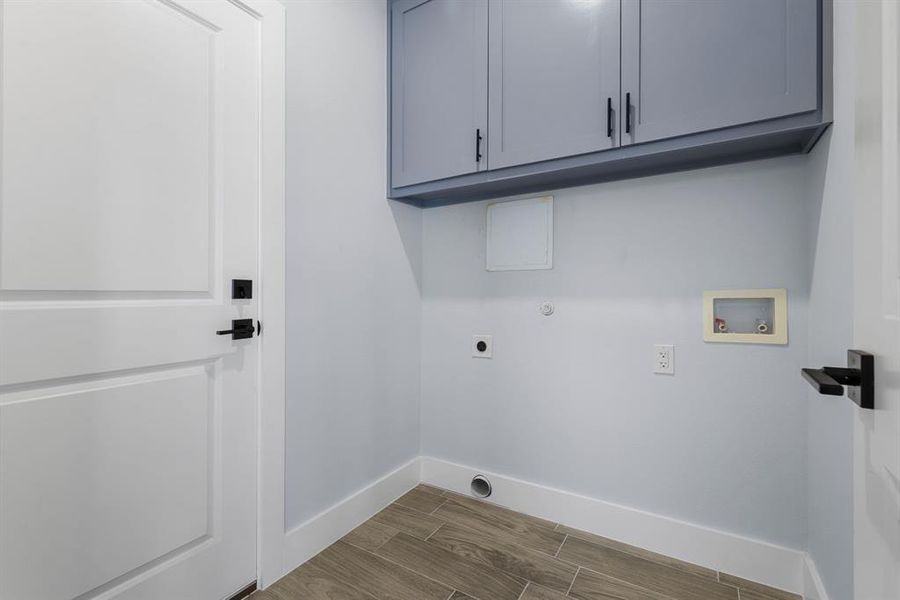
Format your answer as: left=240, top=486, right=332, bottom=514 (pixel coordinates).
left=625, top=92, right=631, bottom=134
left=475, top=128, right=483, bottom=163
left=607, top=97, right=613, bottom=138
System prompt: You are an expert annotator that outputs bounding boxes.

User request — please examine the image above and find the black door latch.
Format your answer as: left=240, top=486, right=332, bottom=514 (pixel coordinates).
left=802, top=349, right=873, bottom=409
left=216, top=318, right=255, bottom=340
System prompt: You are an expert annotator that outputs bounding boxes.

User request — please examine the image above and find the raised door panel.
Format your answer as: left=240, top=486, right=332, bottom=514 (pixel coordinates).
left=1, top=0, right=215, bottom=293
left=0, top=368, right=212, bottom=600
left=391, top=0, right=488, bottom=187
left=488, top=0, right=620, bottom=169
left=622, top=0, right=819, bottom=145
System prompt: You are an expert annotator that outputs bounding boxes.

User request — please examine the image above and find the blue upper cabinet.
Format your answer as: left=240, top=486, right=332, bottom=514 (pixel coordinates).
left=390, top=0, right=488, bottom=187
left=621, top=0, right=819, bottom=145
left=487, top=0, right=621, bottom=169
left=388, top=0, right=829, bottom=205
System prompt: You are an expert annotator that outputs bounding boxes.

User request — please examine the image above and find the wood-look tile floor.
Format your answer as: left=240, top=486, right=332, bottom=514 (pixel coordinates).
left=252, top=485, right=800, bottom=600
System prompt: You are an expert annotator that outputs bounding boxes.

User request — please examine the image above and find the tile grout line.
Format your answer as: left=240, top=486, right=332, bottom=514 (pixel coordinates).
left=372, top=526, right=401, bottom=552
left=396, top=496, right=446, bottom=515
left=424, top=522, right=444, bottom=542
left=565, top=567, right=580, bottom=596
left=515, top=582, right=531, bottom=600
left=571, top=565, right=687, bottom=600
left=554, top=534, right=568, bottom=558
left=343, top=538, right=389, bottom=554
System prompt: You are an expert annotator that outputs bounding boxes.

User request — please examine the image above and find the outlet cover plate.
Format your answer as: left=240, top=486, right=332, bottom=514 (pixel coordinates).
left=472, top=335, right=493, bottom=358
left=654, top=344, right=674, bottom=375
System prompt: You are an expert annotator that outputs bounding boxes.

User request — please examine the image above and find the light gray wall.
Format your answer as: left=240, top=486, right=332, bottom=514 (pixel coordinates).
left=804, top=2, right=855, bottom=598
left=284, top=0, right=422, bottom=530
left=421, top=157, right=812, bottom=549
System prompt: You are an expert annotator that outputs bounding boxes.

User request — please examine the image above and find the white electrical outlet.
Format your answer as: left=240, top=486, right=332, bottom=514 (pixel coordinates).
left=472, top=335, right=493, bottom=358
left=654, top=344, right=674, bottom=374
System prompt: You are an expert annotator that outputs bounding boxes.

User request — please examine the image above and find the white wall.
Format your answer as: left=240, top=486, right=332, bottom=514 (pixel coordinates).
left=804, top=2, right=855, bottom=598
left=421, top=157, right=812, bottom=549
left=284, top=0, right=422, bottom=530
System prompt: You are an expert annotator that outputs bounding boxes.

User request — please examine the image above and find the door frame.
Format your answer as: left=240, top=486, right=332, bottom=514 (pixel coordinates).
left=235, top=0, right=287, bottom=591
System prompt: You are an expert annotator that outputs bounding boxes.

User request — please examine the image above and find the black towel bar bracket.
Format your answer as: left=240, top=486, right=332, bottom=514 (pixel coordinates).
left=802, top=349, right=873, bottom=409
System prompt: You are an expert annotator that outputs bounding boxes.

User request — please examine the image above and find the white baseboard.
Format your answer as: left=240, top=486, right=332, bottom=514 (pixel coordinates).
left=282, top=457, right=419, bottom=575
left=279, top=456, right=813, bottom=598
left=420, top=456, right=806, bottom=596
left=802, top=554, right=830, bottom=600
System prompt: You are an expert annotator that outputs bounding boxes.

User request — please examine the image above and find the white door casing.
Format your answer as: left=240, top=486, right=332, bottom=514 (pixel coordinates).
left=0, top=1, right=265, bottom=599
left=852, top=1, right=900, bottom=599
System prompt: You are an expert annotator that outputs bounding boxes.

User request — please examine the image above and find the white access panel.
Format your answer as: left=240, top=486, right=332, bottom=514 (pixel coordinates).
left=486, top=196, right=553, bottom=271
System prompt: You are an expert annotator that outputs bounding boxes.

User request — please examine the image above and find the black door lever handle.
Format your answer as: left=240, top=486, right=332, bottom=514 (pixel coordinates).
left=801, top=350, right=873, bottom=409
left=801, top=368, right=844, bottom=395
left=217, top=318, right=255, bottom=340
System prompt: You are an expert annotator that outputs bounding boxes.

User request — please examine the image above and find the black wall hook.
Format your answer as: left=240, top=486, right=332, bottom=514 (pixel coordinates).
left=802, top=350, right=873, bottom=409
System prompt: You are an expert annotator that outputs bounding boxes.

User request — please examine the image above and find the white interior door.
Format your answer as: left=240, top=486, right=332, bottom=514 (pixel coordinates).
left=853, top=2, right=900, bottom=599
left=0, top=1, right=260, bottom=599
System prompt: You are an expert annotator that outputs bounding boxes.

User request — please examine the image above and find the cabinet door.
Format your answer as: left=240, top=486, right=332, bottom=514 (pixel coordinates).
left=621, top=0, right=818, bottom=145
left=391, top=0, right=488, bottom=187
left=488, top=0, right=620, bottom=169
